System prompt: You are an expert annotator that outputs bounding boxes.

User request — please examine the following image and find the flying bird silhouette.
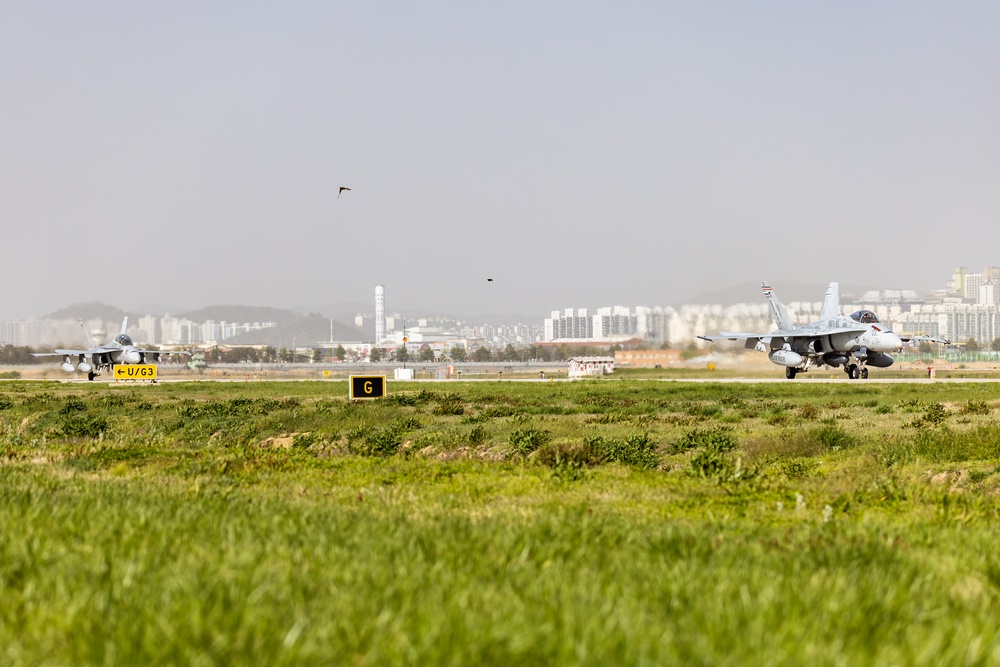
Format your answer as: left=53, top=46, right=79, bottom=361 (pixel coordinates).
left=338, top=186, right=351, bottom=198
left=487, top=278, right=494, bottom=282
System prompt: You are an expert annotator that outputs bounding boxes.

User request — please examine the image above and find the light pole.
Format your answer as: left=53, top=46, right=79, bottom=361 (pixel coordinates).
left=401, top=318, right=407, bottom=369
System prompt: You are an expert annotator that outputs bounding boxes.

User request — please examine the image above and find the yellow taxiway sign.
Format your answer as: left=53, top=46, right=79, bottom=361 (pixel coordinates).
left=113, top=364, right=157, bottom=380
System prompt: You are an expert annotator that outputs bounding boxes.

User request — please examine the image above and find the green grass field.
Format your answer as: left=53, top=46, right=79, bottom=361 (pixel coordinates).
left=3, top=379, right=1000, bottom=665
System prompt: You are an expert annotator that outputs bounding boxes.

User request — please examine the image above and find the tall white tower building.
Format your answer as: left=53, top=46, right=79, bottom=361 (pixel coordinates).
left=375, top=284, right=386, bottom=344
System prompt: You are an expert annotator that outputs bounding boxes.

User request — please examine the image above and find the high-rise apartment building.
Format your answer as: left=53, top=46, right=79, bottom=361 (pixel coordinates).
left=965, top=273, right=984, bottom=304
left=593, top=306, right=637, bottom=339
left=375, top=284, right=386, bottom=344
left=544, top=308, right=594, bottom=341
left=952, top=267, right=969, bottom=297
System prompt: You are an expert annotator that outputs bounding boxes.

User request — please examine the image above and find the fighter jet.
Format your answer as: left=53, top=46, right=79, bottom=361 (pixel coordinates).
left=698, top=282, right=949, bottom=379
left=33, top=317, right=190, bottom=381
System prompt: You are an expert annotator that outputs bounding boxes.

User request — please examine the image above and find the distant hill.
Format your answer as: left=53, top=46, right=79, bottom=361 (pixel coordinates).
left=326, top=303, right=458, bottom=322
left=44, top=302, right=129, bottom=322
left=226, top=313, right=367, bottom=346
left=176, top=305, right=299, bottom=324
left=316, top=301, right=372, bottom=322
left=322, top=300, right=542, bottom=327
left=128, top=303, right=186, bottom=315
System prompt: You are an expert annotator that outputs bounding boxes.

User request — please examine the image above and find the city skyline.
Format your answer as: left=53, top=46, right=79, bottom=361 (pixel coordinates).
left=0, top=264, right=984, bottom=324
left=3, top=4, right=999, bottom=321
left=6, top=264, right=1000, bottom=349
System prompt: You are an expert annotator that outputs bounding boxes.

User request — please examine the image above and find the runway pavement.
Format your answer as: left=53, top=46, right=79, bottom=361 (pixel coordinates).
left=26, top=375, right=1000, bottom=385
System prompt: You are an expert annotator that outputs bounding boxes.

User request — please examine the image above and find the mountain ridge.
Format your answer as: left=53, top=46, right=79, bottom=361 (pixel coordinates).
left=35, top=281, right=917, bottom=346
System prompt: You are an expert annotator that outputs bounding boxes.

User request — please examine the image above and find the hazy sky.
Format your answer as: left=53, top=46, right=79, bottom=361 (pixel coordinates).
left=3, top=2, right=999, bottom=320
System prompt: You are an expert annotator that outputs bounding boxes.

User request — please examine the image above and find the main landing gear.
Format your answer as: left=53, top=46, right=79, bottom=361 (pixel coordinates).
left=785, top=367, right=798, bottom=379
left=843, top=364, right=869, bottom=380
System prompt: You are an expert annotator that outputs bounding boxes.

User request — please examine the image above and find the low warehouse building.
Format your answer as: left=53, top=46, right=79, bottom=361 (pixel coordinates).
left=567, top=356, right=615, bottom=378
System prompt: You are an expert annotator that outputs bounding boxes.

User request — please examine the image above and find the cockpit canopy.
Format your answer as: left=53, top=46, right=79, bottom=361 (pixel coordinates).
left=849, top=310, right=880, bottom=324
left=115, top=334, right=134, bottom=346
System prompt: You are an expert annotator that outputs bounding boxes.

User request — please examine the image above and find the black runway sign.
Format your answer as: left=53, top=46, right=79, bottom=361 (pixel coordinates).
left=350, top=375, right=386, bottom=399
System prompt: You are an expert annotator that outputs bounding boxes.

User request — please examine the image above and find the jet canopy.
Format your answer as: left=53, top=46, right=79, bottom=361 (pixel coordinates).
left=849, top=310, right=880, bottom=324
left=115, top=334, right=134, bottom=346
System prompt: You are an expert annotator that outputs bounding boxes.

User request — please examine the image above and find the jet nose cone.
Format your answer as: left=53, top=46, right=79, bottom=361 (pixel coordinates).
left=889, top=333, right=903, bottom=352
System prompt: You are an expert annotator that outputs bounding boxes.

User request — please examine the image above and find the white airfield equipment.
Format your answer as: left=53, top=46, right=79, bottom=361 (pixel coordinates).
left=698, top=282, right=950, bottom=379
left=33, top=317, right=190, bottom=381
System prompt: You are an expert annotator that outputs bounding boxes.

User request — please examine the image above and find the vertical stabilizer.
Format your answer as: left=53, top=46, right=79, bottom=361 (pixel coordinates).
left=78, top=319, right=98, bottom=350
left=119, top=317, right=129, bottom=335
left=819, top=282, right=840, bottom=321
left=761, top=282, right=795, bottom=330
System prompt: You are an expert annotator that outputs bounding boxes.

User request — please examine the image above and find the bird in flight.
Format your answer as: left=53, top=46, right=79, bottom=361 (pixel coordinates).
left=487, top=278, right=494, bottom=282
left=338, top=186, right=351, bottom=198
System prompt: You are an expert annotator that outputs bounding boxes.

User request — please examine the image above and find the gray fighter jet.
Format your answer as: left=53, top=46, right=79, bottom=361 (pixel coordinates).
left=33, top=317, right=190, bottom=381
left=698, top=282, right=949, bottom=379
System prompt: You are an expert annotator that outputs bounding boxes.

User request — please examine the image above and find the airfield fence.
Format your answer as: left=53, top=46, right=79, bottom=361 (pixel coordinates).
left=895, top=351, right=1000, bottom=363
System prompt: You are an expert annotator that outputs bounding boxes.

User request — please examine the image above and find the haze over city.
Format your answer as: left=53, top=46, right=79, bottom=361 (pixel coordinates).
left=3, top=3, right=999, bottom=321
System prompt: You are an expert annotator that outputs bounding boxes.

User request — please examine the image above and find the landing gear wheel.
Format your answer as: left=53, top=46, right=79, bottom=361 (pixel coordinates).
left=87, top=371, right=95, bottom=381
left=847, top=364, right=860, bottom=380
left=861, top=368, right=869, bottom=379
left=785, top=367, right=798, bottom=380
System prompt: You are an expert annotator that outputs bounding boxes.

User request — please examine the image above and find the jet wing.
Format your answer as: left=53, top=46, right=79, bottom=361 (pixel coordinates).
left=698, top=333, right=770, bottom=342
left=32, top=348, right=102, bottom=357
left=781, top=327, right=869, bottom=338
left=699, top=326, right=867, bottom=342
left=900, top=335, right=950, bottom=345
left=136, top=349, right=192, bottom=361
left=33, top=347, right=190, bottom=358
